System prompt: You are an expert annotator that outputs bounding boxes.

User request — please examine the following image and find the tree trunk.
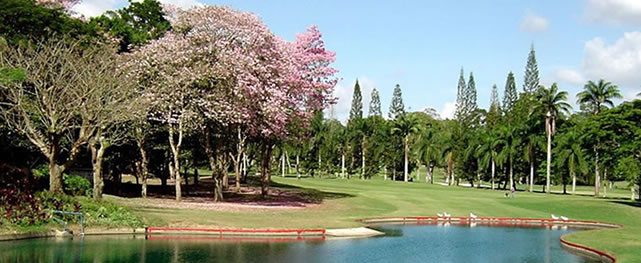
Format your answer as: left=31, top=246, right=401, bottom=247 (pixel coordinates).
left=404, top=136, right=409, bottom=183
left=48, top=142, right=65, bottom=194
left=603, top=168, right=608, bottom=198
left=594, top=150, right=600, bottom=198
left=529, top=161, right=534, bottom=192
left=204, top=127, right=224, bottom=202
left=285, top=150, right=291, bottom=174
left=491, top=159, right=496, bottom=190
left=90, top=136, right=107, bottom=200
left=546, top=119, right=552, bottom=194
left=260, top=143, right=273, bottom=197
left=361, top=142, right=365, bottom=179
left=341, top=154, right=346, bottom=179
left=168, top=122, right=183, bottom=202
left=476, top=158, right=481, bottom=188
left=429, top=164, right=434, bottom=184
left=281, top=153, right=286, bottom=177
left=509, top=158, right=514, bottom=191
left=296, top=154, right=300, bottom=179
left=571, top=170, right=576, bottom=195
left=318, top=152, right=322, bottom=177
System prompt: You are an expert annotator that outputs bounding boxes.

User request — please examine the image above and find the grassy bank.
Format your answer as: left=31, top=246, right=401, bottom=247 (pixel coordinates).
left=118, top=175, right=641, bottom=262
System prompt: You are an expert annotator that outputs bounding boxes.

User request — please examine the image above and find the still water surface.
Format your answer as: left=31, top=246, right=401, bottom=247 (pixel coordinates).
left=0, top=224, right=596, bottom=263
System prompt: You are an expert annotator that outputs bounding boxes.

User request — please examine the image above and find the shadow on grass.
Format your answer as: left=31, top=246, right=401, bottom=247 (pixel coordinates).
left=109, top=175, right=354, bottom=207
left=610, top=200, right=641, bottom=208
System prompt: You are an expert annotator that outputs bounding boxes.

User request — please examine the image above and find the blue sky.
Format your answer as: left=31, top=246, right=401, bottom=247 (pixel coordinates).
left=74, top=0, right=641, bottom=120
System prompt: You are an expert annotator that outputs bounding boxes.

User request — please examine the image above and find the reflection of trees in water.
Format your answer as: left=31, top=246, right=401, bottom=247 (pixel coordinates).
left=0, top=236, right=303, bottom=263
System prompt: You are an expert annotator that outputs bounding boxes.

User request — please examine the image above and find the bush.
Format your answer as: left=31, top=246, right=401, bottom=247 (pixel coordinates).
left=0, top=163, right=47, bottom=226
left=79, top=198, right=143, bottom=228
left=63, top=174, right=92, bottom=197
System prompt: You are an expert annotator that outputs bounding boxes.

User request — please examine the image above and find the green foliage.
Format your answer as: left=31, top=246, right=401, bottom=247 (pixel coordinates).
left=368, top=88, right=382, bottom=117
left=63, top=174, right=92, bottom=197
left=455, top=70, right=479, bottom=126
left=31, top=164, right=49, bottom=178
left=614, top=157, right=640, bottom=187
left=89, top=0, right=171, bottom=53
left=502, top=71, right=518, bottom=115
left=577, top=79, right=622, bottom=114
left=0, top=0, right=93, bottom=46
left=79, top=198, right=144, bottom=227
left=349, top=79, right=363, bottom=121
left=523, top=45, right=540, bottom=93
left=388, top=84, right=405, bottom=120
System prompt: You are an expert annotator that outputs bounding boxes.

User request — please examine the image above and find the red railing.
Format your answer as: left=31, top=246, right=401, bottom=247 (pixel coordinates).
left=146, top=227, right=326, bottom=237
left=560, top=237, right=616, bottom=263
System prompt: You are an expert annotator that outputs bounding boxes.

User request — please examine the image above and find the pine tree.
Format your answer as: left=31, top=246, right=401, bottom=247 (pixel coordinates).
left=368, top=88, right=382, bottom=117
left=503, top=71, right=518, bottom=114
left=523, top=45, right=540, bottom=93
left=490, top=84, right=500, bottom=111
left=465, top=72, right=478, bottom=116
left=388, top=84, right=405, bottom=120
left=454, top=68, right=466, bottom=121
left=487, top=84, right=502, bottom=127
left=349, top=79, right=363, bottom=121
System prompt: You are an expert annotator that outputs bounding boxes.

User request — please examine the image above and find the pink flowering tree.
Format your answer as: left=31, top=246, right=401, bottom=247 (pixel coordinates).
left=129, top=5, right=337, bottom=201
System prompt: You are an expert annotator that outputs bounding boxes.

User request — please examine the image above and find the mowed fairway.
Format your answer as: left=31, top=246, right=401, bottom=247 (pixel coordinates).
left=119, top=176, right=641, bottom=262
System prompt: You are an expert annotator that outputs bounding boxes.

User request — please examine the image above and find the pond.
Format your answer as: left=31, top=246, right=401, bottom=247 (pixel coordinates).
left=0, top=224, right=598, bottom=263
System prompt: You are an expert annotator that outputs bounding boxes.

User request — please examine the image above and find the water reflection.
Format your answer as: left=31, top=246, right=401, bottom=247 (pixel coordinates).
left=0, top=225, right=597, bottom=263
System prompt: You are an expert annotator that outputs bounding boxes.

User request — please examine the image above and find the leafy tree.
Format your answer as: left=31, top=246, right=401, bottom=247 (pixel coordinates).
left=391, top=114, right=420, bottom=182
left=556, top=129, right=588, bottom=194
left=534, top=83, right=571, bottom=193
left=464, top=72, right=478, bottom=122
left=349, top=79, right=363, bottom=121
left=502, top=72, right=518, bottom=116
left=523, top=45, right=540, bottom=93
left=577, top=79, right=622, bottom=115
left=0, top=38, right=134, bottom=194
left=577, top=79, right=622, bottom=197
left=416, top=121, right=441, bottom=183
left=0, top=0, right=90, bottom=46
left=454, top=68, right=466, bottom=121
left=523, top=133, right=544, bottom=192
left=388, top=84, right=405, bottom=120
left=477, top=129, right=501, bottom=189
left=614, top=157, right=641, bottom=200
left=90, top=0, right=171, bottom=53
left=486, top=84, right=502, bottom=128
left=496, top=125, right=520, bottom=190
left=368, top=88, right=382, bottom=117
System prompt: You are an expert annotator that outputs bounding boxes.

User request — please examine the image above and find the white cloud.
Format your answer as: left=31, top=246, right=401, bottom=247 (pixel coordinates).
left=553, top=68, right=585, bottom=85
left=520, top=12, right=549, bottom=33
left=585, top=0, right=641, bottom=25
left=581, top=32, right=641, bottom=92
left=555, top=32, right=641, bottom=100
left=72, top=0, right=202, bottom=17
left=439, top=101, right=456, bottom=120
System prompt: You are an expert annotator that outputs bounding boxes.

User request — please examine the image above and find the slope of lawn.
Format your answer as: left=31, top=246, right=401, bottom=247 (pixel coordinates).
left=118, top=175, right=641, bottom=262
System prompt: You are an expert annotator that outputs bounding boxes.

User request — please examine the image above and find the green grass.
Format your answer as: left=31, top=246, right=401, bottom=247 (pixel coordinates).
left=115, top=174, right=641, bottom=261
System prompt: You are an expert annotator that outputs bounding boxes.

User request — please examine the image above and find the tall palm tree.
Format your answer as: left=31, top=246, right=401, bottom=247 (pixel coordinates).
left=556, top=130, right=588, bottom=195
left=523, top=133, right=544, bottom=192
left=416, top=125, right=441, bottom=184
left=577, top=79, right=622, bottom=114
left=577, top=79, right=621, bottom=197
left=392, top=114, right=420, bottom=182
left=535, top=83, right=572, bottom=194
left=496, top=125, right=520, bottom=190
left=476, top=129, right=501, bottom=190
